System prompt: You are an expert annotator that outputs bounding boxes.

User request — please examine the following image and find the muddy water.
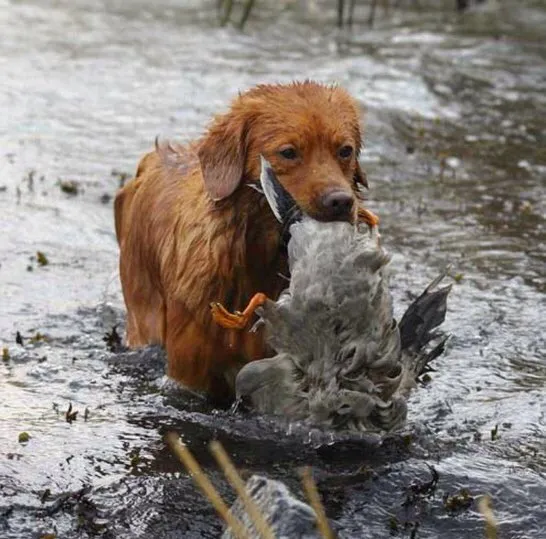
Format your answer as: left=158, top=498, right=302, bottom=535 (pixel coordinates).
left=1, top=0, right=545, bottom=537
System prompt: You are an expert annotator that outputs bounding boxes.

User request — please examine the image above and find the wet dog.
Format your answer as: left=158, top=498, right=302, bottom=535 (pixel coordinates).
left=114, top=81, right=371, bottom=399
left=211, top=158, right=451, bottom=432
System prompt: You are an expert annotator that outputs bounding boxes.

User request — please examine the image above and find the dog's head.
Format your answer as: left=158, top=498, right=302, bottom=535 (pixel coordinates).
left=197, top=81, right=367, bottom=222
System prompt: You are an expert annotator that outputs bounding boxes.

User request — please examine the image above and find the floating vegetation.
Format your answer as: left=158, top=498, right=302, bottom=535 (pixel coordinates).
left=452, top=272, right=464, bottom=283
left=443, top=488, right=474, bottom=513
left=403, top=465, right=439, bottom=507
left=490, top=424, right=499, bottom=441
left=58, top=179, right=79, bottom=195
left=111, top=169, right=131, bottom=188
left=41, top=488, right=52, bottom=503
left=129, top=447, right=141, bottom=468
left=36, top=251, right=49, bottom=266
left=388, top=515, right=400, bottom=534
left=103, top=325, right=123, bottom=352
left=65, top=402, right=78, bottom=423
left=387, top=517, right=419, bottom=538
left=29, top=331, right=50, bottom=343
left=99, top=193, right=112, bottom=204
left=18, top=431, right=30, bottom=443
left=24, top=169, right=36, bottom=192
left=420, top=373, right=432, bottom=384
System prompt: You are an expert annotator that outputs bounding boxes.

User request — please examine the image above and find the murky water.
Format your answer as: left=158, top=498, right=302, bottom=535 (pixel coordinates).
left=1, top=0, right=545, bottom=537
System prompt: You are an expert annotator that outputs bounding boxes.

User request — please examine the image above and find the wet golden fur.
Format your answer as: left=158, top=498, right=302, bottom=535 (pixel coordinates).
left=114, top=81, right=368, bottom=399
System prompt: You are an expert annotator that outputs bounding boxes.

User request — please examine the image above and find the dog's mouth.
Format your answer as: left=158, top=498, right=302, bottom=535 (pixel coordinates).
left=305, top=205, right=356, bottom=224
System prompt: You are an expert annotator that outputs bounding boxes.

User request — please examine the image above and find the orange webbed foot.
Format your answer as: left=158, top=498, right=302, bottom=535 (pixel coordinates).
left=358, top=207, right=380, bottom=228
left=210, top=302, right=249, bottom=330
left=210, top=292, right=268, bottom=330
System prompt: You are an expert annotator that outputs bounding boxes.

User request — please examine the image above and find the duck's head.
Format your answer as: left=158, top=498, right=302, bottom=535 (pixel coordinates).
left=258, top=155, right=304, bottom=247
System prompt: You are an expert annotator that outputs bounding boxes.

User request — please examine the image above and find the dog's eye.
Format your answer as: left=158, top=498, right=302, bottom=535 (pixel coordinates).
left=338, top=145, right=353, bottom=159
left=279, top=147, right=297, bottom=160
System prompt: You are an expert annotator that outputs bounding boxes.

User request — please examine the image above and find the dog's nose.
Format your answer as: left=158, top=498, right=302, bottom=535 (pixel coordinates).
left=320, top=190, right=354, bottom=220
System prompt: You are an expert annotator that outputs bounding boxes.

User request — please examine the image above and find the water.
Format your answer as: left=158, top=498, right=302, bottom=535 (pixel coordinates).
left=1, top=0, right=545, bottom=537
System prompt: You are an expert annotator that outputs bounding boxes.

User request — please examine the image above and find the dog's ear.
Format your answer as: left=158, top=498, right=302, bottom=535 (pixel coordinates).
left=197, top=112, right=248, bottom=201
left=353, top=160, right=369, bottom=190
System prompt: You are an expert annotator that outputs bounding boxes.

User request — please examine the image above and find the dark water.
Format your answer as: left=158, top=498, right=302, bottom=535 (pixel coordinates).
left=1, top=0, right=545, bottom=537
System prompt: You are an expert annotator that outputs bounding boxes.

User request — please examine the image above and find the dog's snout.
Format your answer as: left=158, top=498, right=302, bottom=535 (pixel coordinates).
left=320, top=190, right=354, bottom=220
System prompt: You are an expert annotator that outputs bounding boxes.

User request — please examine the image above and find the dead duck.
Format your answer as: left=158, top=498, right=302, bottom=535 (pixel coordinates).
left=211, top=157, right=451, bottom=433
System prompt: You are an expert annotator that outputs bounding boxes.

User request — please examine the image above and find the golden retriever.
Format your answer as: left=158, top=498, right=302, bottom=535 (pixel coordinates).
left=114, top=81, right=369, bottom=401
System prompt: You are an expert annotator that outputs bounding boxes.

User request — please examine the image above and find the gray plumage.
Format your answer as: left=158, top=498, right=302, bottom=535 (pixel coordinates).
left=235, top=158, right=451, bottom=433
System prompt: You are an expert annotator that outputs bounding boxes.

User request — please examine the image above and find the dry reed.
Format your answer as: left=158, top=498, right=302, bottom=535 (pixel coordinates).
left=209, top=440, right=276, bottom=539
left=300, top=466, right=335, bottom=539
left=478, top=495, right=498, bottom=539
left=165, top=432, right=249, bottom=539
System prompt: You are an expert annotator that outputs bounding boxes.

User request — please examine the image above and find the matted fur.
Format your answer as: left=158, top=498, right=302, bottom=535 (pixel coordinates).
left=114, top=81, right=368, bottom=397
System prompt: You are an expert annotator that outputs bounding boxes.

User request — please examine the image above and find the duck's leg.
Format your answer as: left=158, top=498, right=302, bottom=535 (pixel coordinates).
left=210, top=293, right=268, bottom=330
left=358, top=207, right=380, bottom=228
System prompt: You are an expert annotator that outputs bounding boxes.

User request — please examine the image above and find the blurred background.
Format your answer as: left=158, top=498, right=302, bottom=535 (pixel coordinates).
left=0, top=1, right=545, bottom=538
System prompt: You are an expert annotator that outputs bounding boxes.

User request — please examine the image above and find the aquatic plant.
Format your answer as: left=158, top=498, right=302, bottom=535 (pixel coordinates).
left=216, top=0, right=487, bottom=29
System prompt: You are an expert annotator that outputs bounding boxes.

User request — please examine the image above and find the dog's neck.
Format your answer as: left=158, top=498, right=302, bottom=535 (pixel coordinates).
left=213, top=186, right=288, bottom=311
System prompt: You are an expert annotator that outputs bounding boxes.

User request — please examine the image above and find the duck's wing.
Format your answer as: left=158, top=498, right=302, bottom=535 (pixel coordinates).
left=395, top=270, right=452, bottom=399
